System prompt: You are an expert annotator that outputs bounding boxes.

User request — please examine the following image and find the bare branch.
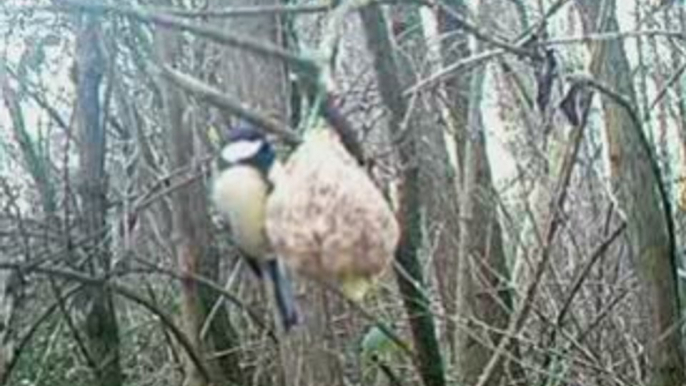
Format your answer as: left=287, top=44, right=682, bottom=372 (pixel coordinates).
left=153, top=64, right=301, bottom=145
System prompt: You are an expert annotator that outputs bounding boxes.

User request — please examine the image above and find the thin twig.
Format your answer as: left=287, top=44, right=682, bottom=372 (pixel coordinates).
left=34, top=0, right=318, bottom=74
left=154, top=64, right=301, bottom=146
left=475, top=86, right=593, bottom=386
left=555, top=221, right=627, bottom=327
left=423, top=0, right=538, bottom=59
left=0, top=261, right=213, bottom=383
left=647, top=61, right=686, bottom=114
left=1, top=284, right=84, bottom=385
left=158, top=3, right=333, bottom=18
left=129, top=258, right=278, bottom=343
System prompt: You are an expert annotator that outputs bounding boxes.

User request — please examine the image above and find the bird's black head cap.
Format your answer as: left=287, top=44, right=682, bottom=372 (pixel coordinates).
left=219, top=122, right=276, bottom=174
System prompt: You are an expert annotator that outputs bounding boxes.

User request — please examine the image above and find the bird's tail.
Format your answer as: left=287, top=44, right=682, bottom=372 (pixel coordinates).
left=265, top=259, right=300, bottom=331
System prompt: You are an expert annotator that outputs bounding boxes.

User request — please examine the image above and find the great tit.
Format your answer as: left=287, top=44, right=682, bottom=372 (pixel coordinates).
left=210, top=123, right=299, bottom=330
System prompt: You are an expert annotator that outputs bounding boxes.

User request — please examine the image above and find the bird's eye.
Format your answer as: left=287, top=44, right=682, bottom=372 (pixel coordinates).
left=221, top=140, right=264, bottom=163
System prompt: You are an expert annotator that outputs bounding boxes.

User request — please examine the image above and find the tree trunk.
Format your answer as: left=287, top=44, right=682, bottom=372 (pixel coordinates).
left=415, top=1, right=465, bottom=363
left=360, top=6, right=446, bottom=386
left=216, top=2, right=333, bottom=386
left=74, top=15, right=123, bottom=386
left=154, top=12, right=243, bottom=386
left=452, top=1, right=524, bottom=384
left=576, top=1, right=685, bottom=385
left=456, top=57, right=516, bottom=386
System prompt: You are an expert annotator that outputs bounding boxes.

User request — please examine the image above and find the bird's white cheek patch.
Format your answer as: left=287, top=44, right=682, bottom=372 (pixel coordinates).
left=221, top=140, right=263, bottom=163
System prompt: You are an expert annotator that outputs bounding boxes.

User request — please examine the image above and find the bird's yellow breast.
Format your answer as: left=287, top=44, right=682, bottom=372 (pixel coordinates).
left=211, top=165, right=271, bottom=259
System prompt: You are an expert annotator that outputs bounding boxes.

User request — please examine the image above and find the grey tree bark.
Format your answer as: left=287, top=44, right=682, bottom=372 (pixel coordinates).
left=453, top=1, right=524, bottom=384
left=576, top=1, right=685, bottom=385
left=154, top=6, right=243, bottom=384
left=74, top=15, right=123, bottom=386
left=456, top=59, right=515, bottom=386
left=360, top=5, right=446, bottom=386
left=217, top=2, right=348, bottom=386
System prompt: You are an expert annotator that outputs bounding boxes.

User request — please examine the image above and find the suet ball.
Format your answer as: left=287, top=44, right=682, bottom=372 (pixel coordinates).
left=266, top=127, right=399, bottom=301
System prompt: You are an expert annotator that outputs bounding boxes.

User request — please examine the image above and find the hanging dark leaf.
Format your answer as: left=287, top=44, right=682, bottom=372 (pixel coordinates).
left=535, top=48, right=559, bottom=112
left=560, top=82, right=594, bottom=127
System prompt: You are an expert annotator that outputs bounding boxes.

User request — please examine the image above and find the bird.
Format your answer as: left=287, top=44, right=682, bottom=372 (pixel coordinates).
left=210, top=122, right=299, bottom=331
left=265, top=124, right=399, bottom=302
